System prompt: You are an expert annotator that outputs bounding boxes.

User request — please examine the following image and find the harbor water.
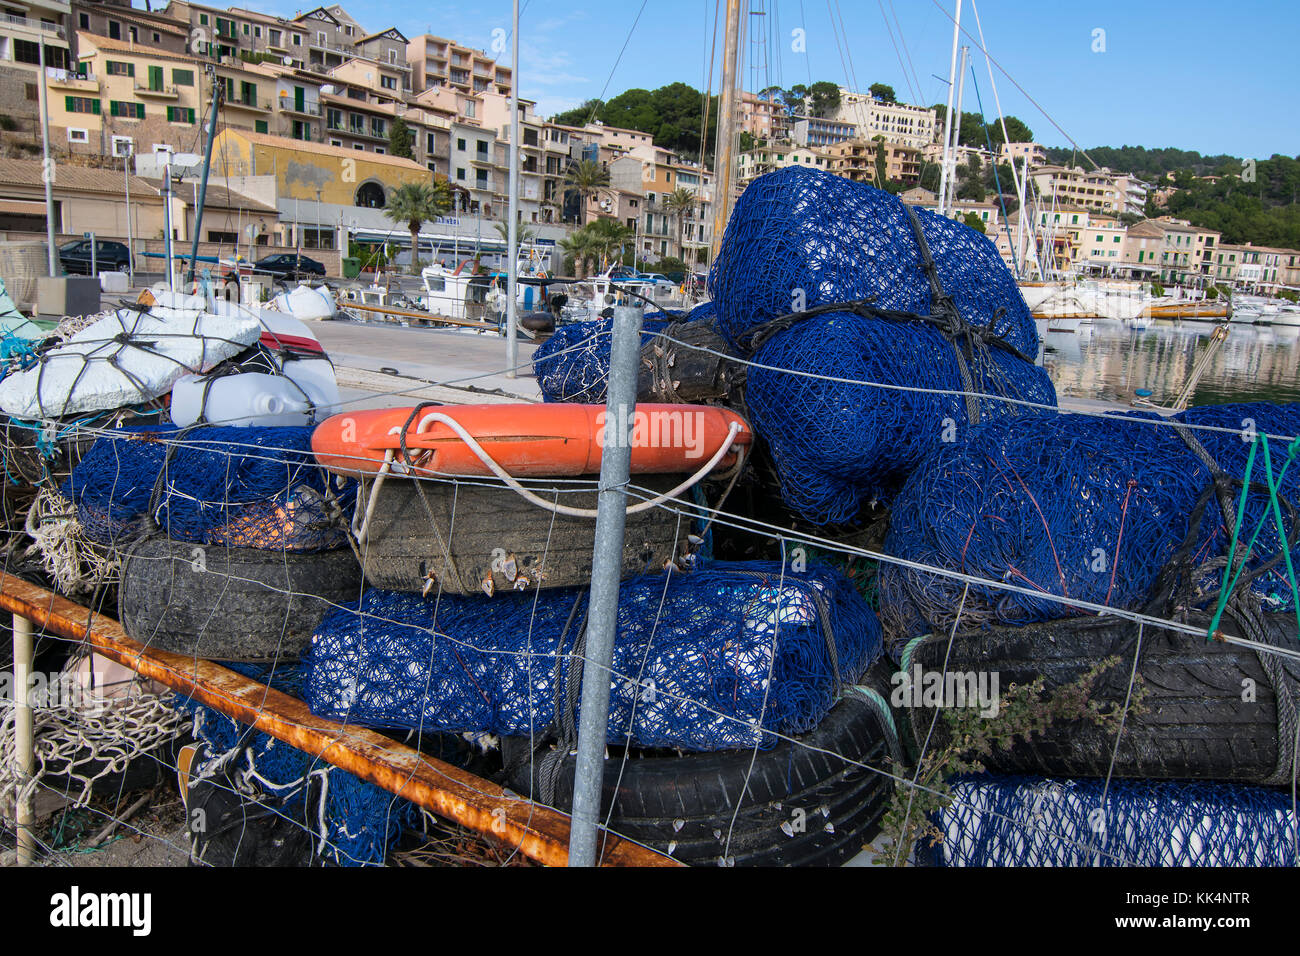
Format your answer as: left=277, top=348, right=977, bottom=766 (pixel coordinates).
left=1040, top=319, right=1300, bottom=407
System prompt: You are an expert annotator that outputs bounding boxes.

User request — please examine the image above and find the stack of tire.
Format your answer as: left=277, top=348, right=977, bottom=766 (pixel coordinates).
left=501, top=672, right=902, bottom=867
left=312, top=404, right=755, bottom=598
left=307, top=405, right=903, bottom=867
left=65, top=425, right=363, bottom=664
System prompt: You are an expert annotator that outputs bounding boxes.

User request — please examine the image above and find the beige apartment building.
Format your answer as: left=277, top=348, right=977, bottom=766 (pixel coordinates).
left=738, top=89, right=783, bottom=141
left=737, top=144, right=832, bottom=188
left=407, top=33, right=510, bottom=96
left=998, top=142, right=1046, bottom=167
left=53, top=31, right=296, bottom=159
left=832, top=91, right=935, bottom=149
left=1121, top=217, right=1212, bottom=285
left=0, top=0, right=72, bottom=73
left=1077, top=215, right=1127, bottom=272
left=1032, top=165, right=1124, bottom=215
left=825, top=138, right=921, bottom=186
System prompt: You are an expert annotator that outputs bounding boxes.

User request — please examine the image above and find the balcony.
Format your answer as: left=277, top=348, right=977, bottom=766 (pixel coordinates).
left=280, top=100, right=323, bottom=117
left=135, top=83, right=179, bottom=99
left=224, top=96, right=272, bottom=113
left=45, top=68, right=96, bottom=91
left=3, top=13, right=65, bottom=39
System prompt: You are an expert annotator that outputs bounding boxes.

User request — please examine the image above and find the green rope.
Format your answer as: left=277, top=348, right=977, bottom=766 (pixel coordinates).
left=1208, top=434, right=1300, bottom=640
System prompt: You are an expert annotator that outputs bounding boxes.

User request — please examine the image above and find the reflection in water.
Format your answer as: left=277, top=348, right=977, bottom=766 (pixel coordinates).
left=1038, top=320, right=1300, bottom=407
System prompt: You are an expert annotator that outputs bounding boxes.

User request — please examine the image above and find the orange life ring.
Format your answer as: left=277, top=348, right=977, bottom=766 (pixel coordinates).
left=312, top=404, right=752, bottom=478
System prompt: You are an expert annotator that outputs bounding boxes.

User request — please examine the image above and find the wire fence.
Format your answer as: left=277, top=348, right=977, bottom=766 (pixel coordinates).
left=1, top=278, right=1298, bottom=870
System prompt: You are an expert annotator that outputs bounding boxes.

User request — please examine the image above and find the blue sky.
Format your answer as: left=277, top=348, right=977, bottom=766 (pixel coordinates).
left=247, top=0, right=1298, bottom=158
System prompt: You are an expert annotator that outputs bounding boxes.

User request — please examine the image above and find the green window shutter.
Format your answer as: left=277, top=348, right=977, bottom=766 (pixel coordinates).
left=109, top=101, right=119, bottom=117
left=65, top=95, right=74, bottom=111
left=255, top=120, right=268, bottom=134
left=92, top=99, right=100, bottom=114
left=188, top=108, right=195, bottom=124
left=149, top=65, right=163, bottom=90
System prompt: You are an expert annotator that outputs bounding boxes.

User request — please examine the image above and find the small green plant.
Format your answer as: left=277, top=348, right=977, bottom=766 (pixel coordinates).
left=1150, top=281, right=1166, bottom=297
left=875, top=656, right=1144, bottom=865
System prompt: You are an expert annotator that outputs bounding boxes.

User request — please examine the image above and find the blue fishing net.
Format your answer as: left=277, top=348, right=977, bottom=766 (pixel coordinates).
left=171, top=662, right=418, bottom=867
left=685, top=300, right=717, bottom=324
left=699, top=167, right=1053, bottom=521
left=707, top=167, right=1038, bottom=353
left=925, top=775, right=1299, bottom=867
left=62, top=424, right=355, bottom=550
left=532, top=317, right=671, bottom=403
left=746, top=310, right=1056, bottom=523
left=304, top=561, right=881, bottom=750
left=880, top=404, right=1300, bottom=641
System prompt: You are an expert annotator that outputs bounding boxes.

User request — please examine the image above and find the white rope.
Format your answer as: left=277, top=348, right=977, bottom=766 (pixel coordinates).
left=353, top=415, right=746, bottom=542
left=23, top=487, right=119, bottom=593
left=0, top=672, right=183, bottom=814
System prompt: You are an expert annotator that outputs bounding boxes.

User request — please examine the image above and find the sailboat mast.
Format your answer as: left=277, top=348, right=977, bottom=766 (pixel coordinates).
left=709, top=0, right=743, bottom=262
left=937, top=0, right=962, bottom=217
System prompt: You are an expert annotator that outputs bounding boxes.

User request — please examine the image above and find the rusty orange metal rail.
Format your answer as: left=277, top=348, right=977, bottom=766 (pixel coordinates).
left=0, top=573, right=679, bottom=867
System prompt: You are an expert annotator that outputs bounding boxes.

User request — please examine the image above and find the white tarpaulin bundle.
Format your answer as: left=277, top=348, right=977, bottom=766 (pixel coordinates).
left=269, top=285, right=335, bottom=321
left=0, top=290, right=260, bottom=418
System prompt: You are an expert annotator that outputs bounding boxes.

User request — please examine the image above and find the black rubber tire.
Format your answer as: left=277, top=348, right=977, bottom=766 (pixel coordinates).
left=901, top=611, right=1299, bottom=783
left=637, top=320, right=745, bottom=407
left=186, top=771, right=316, bottom=867
left=118, top=536, right=362, bottom=662
left=356, top=474, right=695, bottom=595
left=505, top=695, right=896, bottom=867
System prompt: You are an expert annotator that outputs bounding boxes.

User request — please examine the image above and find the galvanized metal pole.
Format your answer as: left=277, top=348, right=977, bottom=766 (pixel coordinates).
left=505, top=0, right=520, bottom=378
left=38, top=37, right=56, bottom=276
left=568, top=304, right=642, bottom=867
left=124, top=151, right=134, bottom=285
left=12, top=613, right=35, bottom=865
left=186, top=72, right=224, bottom=284
left=162, top=162, right=175, bottom=292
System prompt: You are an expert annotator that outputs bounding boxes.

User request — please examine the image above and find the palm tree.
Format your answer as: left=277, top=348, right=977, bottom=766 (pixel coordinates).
left=493, top=220, right=539, bottom=245
left=559, top=229, right=599, bottom=278
left=662, top=187, right=699, bottom=264
left=384, top=179, right=452, bottom=274
left=563, top=159, right=610, bottom=224
left=585, top=218, right=635, bottom=272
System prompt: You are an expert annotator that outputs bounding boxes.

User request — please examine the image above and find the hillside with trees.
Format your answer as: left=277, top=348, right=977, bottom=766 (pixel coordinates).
left=1042, top=145, right=1240, bottom=180
left=1041, top=146, right=1300, bottom=248
left=1156, top=156, right=1300, bottom=247
left=550, top=83, right=719, bottom=159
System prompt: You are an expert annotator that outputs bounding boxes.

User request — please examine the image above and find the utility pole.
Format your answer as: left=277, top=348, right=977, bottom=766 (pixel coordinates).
left=505, top=0, right=520, bottom=377
left=709, top=0, right=742, bottom=262
left=937, top=0, right=962, bottom=218
left=124, top=147, right=134, bottom=285
left=38, top=36, right=56, bottom=276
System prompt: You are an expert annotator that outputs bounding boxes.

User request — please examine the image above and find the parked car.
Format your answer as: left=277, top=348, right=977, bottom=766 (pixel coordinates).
left=251, top=254, right=326, bottom=281
left=59, top=239, right=131, bottom=275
